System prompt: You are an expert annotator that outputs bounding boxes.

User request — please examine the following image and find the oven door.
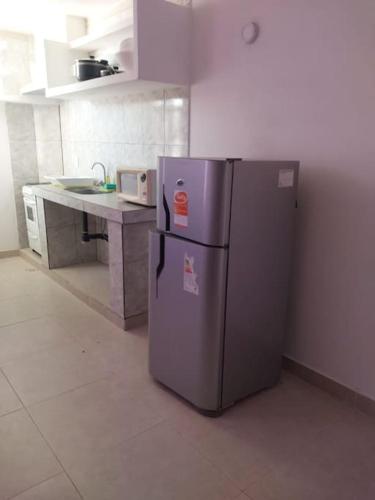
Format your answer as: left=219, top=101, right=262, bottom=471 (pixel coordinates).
left=24, top=197, right=39, bottom=233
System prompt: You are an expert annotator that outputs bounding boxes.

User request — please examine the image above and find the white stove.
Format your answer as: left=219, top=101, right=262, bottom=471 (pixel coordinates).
left=22, top=184, right=44, bottom=255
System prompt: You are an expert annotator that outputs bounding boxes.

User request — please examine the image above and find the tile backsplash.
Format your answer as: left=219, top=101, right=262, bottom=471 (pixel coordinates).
left=2, top=86, right=189, bottom=248
left=0, top=31, right=33, bottom=95
left=33, top=105, right=63, bottom=181
left=60, top=87, right=189, bottom=181
left=5, top=103, right=39, bottom=248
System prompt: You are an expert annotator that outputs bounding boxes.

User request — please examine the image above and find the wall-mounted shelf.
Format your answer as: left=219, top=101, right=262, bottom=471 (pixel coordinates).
left=69, top=16, right=133, bottom=52
left=46, top=0, right=191, bottom=100
left=0, top=94, right=60, bottom=106
left=20, top=39, right=88, bottom=103
left=45, top=71, right=184, bottom=100
left=20, top=83, right=46, bottom=96
left=19, top=0, right=191, bottom=102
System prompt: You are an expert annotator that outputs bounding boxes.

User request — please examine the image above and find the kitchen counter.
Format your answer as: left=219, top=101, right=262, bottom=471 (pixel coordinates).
left=32, top=184, right=156, bottom=330
left=33, top=185, right=156, bottom=224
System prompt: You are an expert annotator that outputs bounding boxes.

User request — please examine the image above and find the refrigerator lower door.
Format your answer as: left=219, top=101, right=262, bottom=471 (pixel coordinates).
left=157, top=157, right=233, bottom=247
left=149, top=231, right=228, bottom=412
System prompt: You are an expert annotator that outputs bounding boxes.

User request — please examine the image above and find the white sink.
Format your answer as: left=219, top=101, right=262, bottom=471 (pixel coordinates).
left=45, top=176, right=97, bottom=188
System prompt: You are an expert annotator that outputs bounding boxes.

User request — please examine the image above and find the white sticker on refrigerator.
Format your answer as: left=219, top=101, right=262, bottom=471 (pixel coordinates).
left=278, top=169, right=294, bottom=188
left=174, top=190, right=188, bottom=228
left=183, top=253, right=199, bottom=296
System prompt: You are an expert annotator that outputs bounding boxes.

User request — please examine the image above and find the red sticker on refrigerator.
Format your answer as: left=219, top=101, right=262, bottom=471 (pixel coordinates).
left=173, top=190, right=188, bottom=227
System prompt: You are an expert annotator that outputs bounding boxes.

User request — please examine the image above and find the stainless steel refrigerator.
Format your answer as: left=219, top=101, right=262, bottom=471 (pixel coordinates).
left=149, top=157, right=299, bottom=415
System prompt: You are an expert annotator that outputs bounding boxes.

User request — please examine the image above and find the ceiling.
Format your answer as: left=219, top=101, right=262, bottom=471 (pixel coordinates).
left=0, top=0, right=122, bottom=34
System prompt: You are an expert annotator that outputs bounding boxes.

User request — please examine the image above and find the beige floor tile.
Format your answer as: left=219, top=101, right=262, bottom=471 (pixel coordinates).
left=0, top=409, right=61, bottom=500
left=221, top=372, right=351, bottom=432
left=166, top=396, right=273, bottom=489
left=0, top=295, right=46, bottom=329
left=0, top=370, right=22, bottom=416
left=55, top=312, right=146, bottom=357
left=87, top=336, right=149, bottom=380
left=164, top=373, right=361, bottom=491
left=0, top=285, right=86, bottom=329
left=219, top=373, right=353, bottom=451
left=37, top=290, right=95, bottom=318
left=0, top=261, right=56, bottom=300
left=244, top=401, right=375, bottom=500
left=29, top=375, right=165, bottom=468
left=54, top=313, right=150, bottom=388
left=245, top=459, right=375, bottom=500
left=134, top=375, right=195, bottom=420
left=54, top=261, right=110, bottom=307
left=0, top=257, right=29, bottom=276
left=177, top=420, right=271, bottom=491
left=0, top=317, right=74, bottom=367
left=0, top=277, right=28, bottom=301
left=1, top=258, right=375, bottom=500
left=66, top=421, right=240, bottom=500
left=10, top=473, right=81, bottom=500
left=164, top=394, right=225, bottom=441
left=0, top=264, right=53, bottom=286
left=56, top=314, right=150, bottom=379
left=0, top=262, right=96, bottom=319
left=245, top=467, right=326, bottom=500
left=0, top=256, right=20, bottom=266
left=2, top=341, right=113, bottom=406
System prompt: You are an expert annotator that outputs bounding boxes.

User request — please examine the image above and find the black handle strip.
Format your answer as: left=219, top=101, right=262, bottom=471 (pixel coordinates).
left=156, top=234, right=165, bottom=280
left=156, top=233, right=165, bottom=297
left=163, top=189, right=171, bottom=231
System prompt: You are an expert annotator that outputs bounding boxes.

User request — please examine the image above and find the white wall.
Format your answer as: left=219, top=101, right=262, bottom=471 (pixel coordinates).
left=0, top=30, right=32, bottom=95
left=0, top=102, right=19, bottom=251
left=190, top=0, right=375, bottom=399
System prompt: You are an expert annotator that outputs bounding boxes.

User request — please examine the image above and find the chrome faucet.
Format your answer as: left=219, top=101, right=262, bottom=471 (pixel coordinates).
left=91, top=162, right=107, bottom=185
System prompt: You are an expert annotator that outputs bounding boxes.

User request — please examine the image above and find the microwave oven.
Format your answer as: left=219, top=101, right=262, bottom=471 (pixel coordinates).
left=117, top=168, right=157, bottom=206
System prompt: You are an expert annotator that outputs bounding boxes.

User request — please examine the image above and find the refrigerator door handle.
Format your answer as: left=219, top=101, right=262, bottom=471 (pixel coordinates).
left=162, top=185, right=171, bottom=231
left=156, top=233, right=165, bottom=297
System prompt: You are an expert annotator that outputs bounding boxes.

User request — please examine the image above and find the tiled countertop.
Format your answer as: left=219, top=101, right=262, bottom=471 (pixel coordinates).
left=33, top=185, right=156, bottom=224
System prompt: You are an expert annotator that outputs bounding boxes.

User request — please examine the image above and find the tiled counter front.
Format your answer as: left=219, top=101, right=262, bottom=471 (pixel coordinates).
left=35, top=188, right=156, bottom=329
left=42, top=200, right=97, bottom=269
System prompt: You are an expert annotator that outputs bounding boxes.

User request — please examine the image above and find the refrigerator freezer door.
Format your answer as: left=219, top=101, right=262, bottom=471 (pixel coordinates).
left=157, top=157, right=233, bottom=247
left=149, top=231, right=228, bottom=411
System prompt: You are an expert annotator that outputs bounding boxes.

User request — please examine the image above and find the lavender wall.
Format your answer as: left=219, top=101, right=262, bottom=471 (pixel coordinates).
left=190, top=0, right=375, bottom=400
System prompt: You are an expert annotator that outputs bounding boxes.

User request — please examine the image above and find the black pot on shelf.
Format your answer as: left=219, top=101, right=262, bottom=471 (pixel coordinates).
left=73, top=56, right=111, bottom=81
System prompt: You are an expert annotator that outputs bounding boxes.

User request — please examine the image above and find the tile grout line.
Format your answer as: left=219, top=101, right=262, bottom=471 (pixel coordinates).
left=163, top=417, right=245, bottom=495
left=6, top=472, right=62, bottom=500
left=0, top=313, right=49, bottom=331
left=2, top=319, right=241, bottom=497
left=107, top=417, right=169, bottom=451
left=26, top=371, right=116, bottom=410
left=0, top=367, right=84, bottom=500
left=1, top=364, right=173, bottom=491
left=0, top=406, right=24, bottom=419
left=0, top=366, right=23, bottom=418
left=0, top=325, right=85, bottom=373
left=172, top=423, right=268, bottom=497
left=25, top=408, right=85, bottom=500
